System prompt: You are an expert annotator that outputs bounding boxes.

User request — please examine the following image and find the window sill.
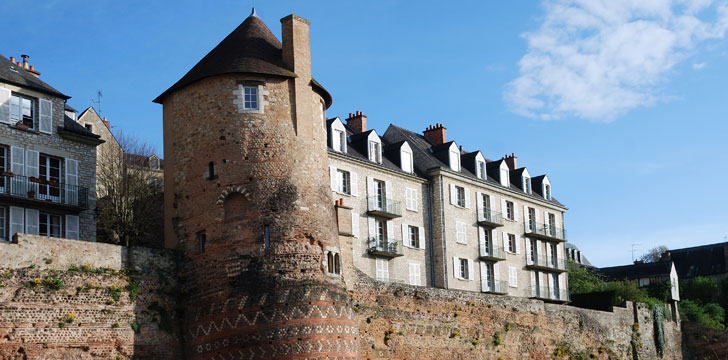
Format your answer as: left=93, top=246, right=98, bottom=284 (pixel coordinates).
left=455, top=241, right=468, bottom=245
left=10, top=124, right=38, bottom=133
left=334, top=191, right=353, bottom=197
left=403, top=245, right=423, bottom=250
left=405, top=208, right=418, bottom=213
left=454, top=277, right=472, bottom=281
left=452, top=204, right=468, bottom=209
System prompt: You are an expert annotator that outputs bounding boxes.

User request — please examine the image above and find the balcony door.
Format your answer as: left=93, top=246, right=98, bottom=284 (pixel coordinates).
left=551, top=273, right=559, bottom=299
left=375, top=180, right=385, bottom=210
left=527, top=207, right=536, bottom=231
left=39, top=155, right=61, bottom=202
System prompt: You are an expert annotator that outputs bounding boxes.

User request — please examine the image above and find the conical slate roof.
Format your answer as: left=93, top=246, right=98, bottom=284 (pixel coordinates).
left=153, top=12, right=296, bottom=103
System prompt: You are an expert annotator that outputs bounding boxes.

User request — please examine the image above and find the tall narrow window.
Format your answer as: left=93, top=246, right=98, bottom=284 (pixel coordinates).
left=480, top=193, right=491, bottom=211
left=375, top=218, right=386, bottom=241
left=376, top=258, right=389, bottom=281
left=449, top=149, right=460, bottom=172
left=0, top=207, right=5, bottom=241
left=477, top=160, right=486, bottom=180
left=0, top=147, right=6, bottom=191
left=369, top=141, right=381, bottom=163
left=459, top=258, right=469, bottom=279
left=334, top=253, right=341, bottom=274
left=401, top=149, right=413, bottom=173
left=524, top=177, right=532, bottom=194
left=455, top=186, right=465, bottom=207
left=10, top=94, right=35, bottom=129
left=500, top=168, right=509, bottom=186
left=198, top=231, right=206, bottom=254
left=336, top=169, right=350, bottom=194
left=264, top=225, right=270, bottom=249
left=548, top=213, right=556, bottom=236
left=408, top=225, right=420, bottom=248
left=334, top=130, right=346, bottom=152
left=544, top=184, right=551, bottom=200
left=529, top=239, right=537, bottom=262
left=243, top=86, right=258, bottom=110
left=508, top=234, right=516, bottom=253
left=39, top=213, right=61, bottom=238
left=207, top=162, right=216, bottom=180
left=39, top=154, right=61, bottom=201
left=505, top=201, right=514, bottom=220
left=375, top=180, right=386, bottom=209
left=551, top=243, right=558, bottom=267
left=527, top=207, right=536, bottom=231
left=327, top=252, right=334, bottom=273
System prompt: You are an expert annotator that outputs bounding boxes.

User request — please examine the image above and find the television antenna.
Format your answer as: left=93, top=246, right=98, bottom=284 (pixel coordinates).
left=631, top=243, right=642, bottom=262
left=91, top=90, right=103, bottom=117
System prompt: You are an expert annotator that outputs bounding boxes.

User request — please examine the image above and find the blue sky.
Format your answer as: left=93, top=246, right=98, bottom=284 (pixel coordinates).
left=3, top=1, right=727, bottom=267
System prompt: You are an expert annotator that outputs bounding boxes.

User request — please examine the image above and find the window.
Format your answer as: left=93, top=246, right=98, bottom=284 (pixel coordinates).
left=505, top=201, right=514, bottom=220
left=482, top=227, right=491, bottom=250
left=527, top=207, right=536, bottom=231
left=500, top=168, right=509, bottom=186
left=449, top=149, right=460, bottom=172
left=327, top=252, right=335, bottom=273
left=368, top=141, right=382, bottom=163
left=407, top=225, right=420, bottom=248
left=375, top=218, right=386, bottom=241
left=0, top=207, right=5, bottom=241
left=376, top=258, right=389, bottom=281
left=507, top=233, right=516, bottom=253
left=548, top=213, right=556, bottom=235
left=480, top=193, right=491, bottom=211
left=477, top=160, right=486, bottom=180
left=374, top=179, right=386, bottom=209
left=333, top=129, right=346, bottom=152
left=544, top=184, right=551, bottom=200
left=405, top=187, right=418, bottom=211
left=0, top=146, right=6, bottom=191
left=459, top=258, right=469, bottom=279
left=529, top=238, right=537, bottom=262
left=401, top=149, right=413, bottom=173
left=207, top=162, right=216, bottom=180
left=551, top=273, right=559, bottom=298
left=523, top=177, right=532, bottom=194
left=409, top=263, right=421, bottom=286
left=508, top=266, right=518, bottom=287
left=455, top=186, right=465, bottom=207
left=10, top=94, right=35, bottom=129
left=336, top=169, right=350, bottom=195
left=334, top=253, right=341, bottom=274
left=39, top=213, right=62, bottom=238
left=85, top=124, right=93, bottom=132
left=243, top=86, right=258, bottom=110
left=550, top=243, right=558, bottom=267
left=39, top=154, right=61, bottom=201
left=264, top=225, right=270, bottom=249
left=198, top=231, right=206, bottom=254
left=455, top=221, right=467, bottom=244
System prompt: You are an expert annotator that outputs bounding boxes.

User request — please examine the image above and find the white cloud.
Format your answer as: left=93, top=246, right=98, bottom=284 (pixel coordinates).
left=504, top=0, right=728, bottom=121
left=692, top=61, right=707, bottom=68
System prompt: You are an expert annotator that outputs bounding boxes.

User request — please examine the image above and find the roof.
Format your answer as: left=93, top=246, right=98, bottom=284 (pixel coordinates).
left=666, top=242, right=728, bottom=278
left=60, top=114, right=102, bottom=141
left=64, top=103, right=77, bottom=112
left=565, top=242, right=593, bottom=267
left=154, top=12, right=332, bottom=107
left=0, top=54, right=69, bottom=100
left=598, top=261, right=673, bottom=281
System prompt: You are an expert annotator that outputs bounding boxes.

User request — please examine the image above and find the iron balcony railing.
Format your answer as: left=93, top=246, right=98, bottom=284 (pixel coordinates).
left=531, top=285, right=570, bottom=302
left=526, top=254, right=567, bottom=271
left=477, top=207, right=504, bottom=227
left=0, top=173, right=88, bottom=208
left=479, top=244, right=506, bottom=260
left=524, top=221, right=567, bottom=241
left=367, top=237, right=403, bottom=258
left=367, top=196, right=402, bottom=218
left=482, top=279, right=509, bottom=294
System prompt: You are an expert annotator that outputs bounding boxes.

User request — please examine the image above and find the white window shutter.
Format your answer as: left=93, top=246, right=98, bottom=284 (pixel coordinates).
left=367, top=216, right=376, bottom=239
left=351, top=212, right=359, bottom=238
left=475, top=192, right=482, bottom=211
left=513, top=202, right=519, bottom=222
left=449, top=183, right=456, bottom=205
left=547, top=243, right=553, bottom=265
left=502, top=231, right=507, bottom=250
left=418, top=226, right=425, bottom=249
left=0, top=87, right=10, bottom=124
left=329, top=166, right=337, bottom=191
left=24, top=150, right=39, bottom=178
left=535, top=209, right=540, bottom=227
left=515, top=235, right=521, bottom=254
left=10, top=146, right=24, bottom=176
left=39, top=99, right=52, bottom=134
left=385, top=181, right=392, bottom=199
left=501, top=199, right=506, bottom=217
left=548, top=273, right=555, bottom=298
left=65, top=158, right=79, bottom=206
left=9, top=206, right=24, bottom=238
left=525, top=237, right=531, bottom=259
left=336, top=170, right=343, bottom=193
left=386, top=220, right=393, bottom=241
left=523, top=205, right=528, bottom=224
left=366, top=176, right=374, bottom=197
left=536, top=240, right=542, bottom=258
left=493, top=264, right=500, bottom=283
left=464, top=188, right=471, bottom=208
left=402, top=223, right=408, bottom=246
left=531, top=271, right=537, bottom=295
left=66, top=215, right=79, bottom=240
left=468, top=260, right=474, bottom=280
left=350, top=172, right=358, bottom=196
left=453, top=257, right=460, bottom=279
left=512, top=267, right=518, bottom=287
left=480, top=262, right=488, bottom=291
left=478, top=226, right=485, bottom=248
left=24, top=209, right=39, bottom=235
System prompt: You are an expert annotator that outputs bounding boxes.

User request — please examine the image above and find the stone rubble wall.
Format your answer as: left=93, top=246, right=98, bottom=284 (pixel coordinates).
left=0, top=234, right=182, bottom=359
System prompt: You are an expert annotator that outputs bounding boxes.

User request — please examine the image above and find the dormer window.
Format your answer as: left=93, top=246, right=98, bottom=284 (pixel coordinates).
left=544, top=184, right=551, bottom=200
left=333, top=129, right=346, bottom=153
left=449, top=148, right=460, bottom=172
left=401, top=149, right=413, bottom=173
left=500, top=168, right=509, bottom=187
left=476, top=160, right=486, bottom=180
left=368, top=140, right=381, bottom=163
left=523, top=176, right=532, bottom=194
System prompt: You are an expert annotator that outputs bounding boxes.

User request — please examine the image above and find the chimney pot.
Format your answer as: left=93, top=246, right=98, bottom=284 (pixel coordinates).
left=16, top=62, right=22, bottom=67
left=9, top=57, right=14, bottom=64
left=346, top=110, right=367, bottom=134
left=423, top=123, right=447, bottom=145
left=504, top=153, right=518, bottom=170
left=21, top=54, right=29, bottom=69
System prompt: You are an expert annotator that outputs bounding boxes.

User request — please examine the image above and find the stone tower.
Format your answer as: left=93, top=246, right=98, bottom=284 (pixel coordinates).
left=154, top=10, right=361, bottom=359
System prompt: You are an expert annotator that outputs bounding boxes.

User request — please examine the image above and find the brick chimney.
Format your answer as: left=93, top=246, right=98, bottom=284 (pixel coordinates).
left=346, top=111, right=367, bottom=134
left=281, top=14, right=315, bottom=138
left=423, top=123, right=446, bottom=145
left=103, top=117, right=110, bottom=129
left=504, top=153, right=517, bottom=170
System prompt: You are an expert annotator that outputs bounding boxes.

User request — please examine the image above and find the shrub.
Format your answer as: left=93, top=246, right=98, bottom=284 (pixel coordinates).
left=130, top=319, right=140, bottom=334
left=109, top=285, right=121, bottom=301
left=679, top=299, right=725, bottom=330
left=680, top=277, right=719, bottom=304
left=126, top=281, right=139, bottom=302
left=44, top=277, right=64, bottom=291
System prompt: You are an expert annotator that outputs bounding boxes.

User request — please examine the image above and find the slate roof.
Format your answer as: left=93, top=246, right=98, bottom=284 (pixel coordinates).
left=61, top=114, right=101, bottom=140
left=154, top=12, right=331, bottom=107
left=64, top=103, right=77, bottom=112
left=666, top=242, right=728, bottom=279
left=598, top=261, right=673, bottom=281
left=565, top=242, right=593, bottom=267
left=0, top=54, right=69, bottom=100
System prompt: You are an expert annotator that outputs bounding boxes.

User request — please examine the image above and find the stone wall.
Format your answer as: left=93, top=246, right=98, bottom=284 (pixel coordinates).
left=349, top=270, right=683, bottom=360
left=0, top=234, right=183, bottom=359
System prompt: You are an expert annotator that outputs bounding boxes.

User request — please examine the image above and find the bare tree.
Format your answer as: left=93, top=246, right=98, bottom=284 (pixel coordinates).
left=639, top=245, right=669, bottom=263
left=96, top=130, right=163, bottom=247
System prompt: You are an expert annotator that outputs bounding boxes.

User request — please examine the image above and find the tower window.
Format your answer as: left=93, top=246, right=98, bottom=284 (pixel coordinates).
left=264, top=225, right=270, bottom=249
left=244, top=86, right=258, bottom=110
left=207, top=161, right=216, bottom=180
left=198, top=231, right=206, bottom=254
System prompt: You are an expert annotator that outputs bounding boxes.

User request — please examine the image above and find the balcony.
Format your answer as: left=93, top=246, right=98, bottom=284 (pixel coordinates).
left=524, top=222, right=566, bottom=242
left=525, top=254, right=567, bottom=272
left=479, top=244, right=506, bottom=261
left=367, top=238, right=403, bottom=258
left=531, top=286, right=570, bottom=303
left=0, top=173, right=88, bottom=210
left=476, top=207, right=504, bottom=227
left=366, top=196, right=402, bottom=218
left=482, top=279, right=508, bottom=295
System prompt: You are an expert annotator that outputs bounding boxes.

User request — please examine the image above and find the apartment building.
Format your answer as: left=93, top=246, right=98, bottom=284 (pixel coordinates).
left=0, top=54, right=102, bottom=242
left=328, top=113, right=569, bottom=302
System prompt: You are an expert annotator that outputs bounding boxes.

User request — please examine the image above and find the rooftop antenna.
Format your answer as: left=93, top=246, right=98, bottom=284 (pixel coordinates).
left=91, top=89, right=103, bottom=117
left=631, top=243, right=642, bottom=262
